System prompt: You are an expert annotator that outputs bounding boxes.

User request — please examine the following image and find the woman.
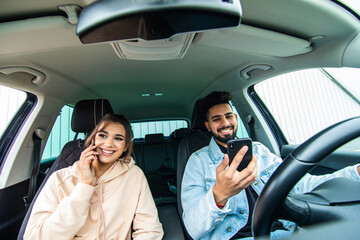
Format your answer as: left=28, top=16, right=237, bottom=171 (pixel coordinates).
left=24, top=114, right=164, bottom=240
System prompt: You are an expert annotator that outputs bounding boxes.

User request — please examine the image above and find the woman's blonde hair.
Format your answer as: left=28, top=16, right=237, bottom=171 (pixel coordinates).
left=85, top=114, right=133, bottom=162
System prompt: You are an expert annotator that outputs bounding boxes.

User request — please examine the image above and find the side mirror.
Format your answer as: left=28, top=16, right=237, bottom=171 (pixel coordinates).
left=76, top=0, right=242, bottom=44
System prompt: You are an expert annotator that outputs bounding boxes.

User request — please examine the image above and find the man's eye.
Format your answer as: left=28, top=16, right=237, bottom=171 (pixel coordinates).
left=226, top=115, right=233, bottom=119
left=213, top=118, right=220, bottom=122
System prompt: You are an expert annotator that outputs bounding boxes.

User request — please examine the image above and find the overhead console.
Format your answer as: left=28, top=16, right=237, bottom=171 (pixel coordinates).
left=76, top=0, right=242, bottom=43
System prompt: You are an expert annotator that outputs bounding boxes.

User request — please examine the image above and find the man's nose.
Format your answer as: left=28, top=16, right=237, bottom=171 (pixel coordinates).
left=220, top=116, right=229, bottom=125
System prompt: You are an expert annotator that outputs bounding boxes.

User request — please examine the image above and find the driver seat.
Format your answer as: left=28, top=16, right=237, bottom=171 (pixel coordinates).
left=176, top=98, right=212, bottom=239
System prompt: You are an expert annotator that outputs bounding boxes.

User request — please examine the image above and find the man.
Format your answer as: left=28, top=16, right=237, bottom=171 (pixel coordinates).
left=181, top=91, right=360, bottom=240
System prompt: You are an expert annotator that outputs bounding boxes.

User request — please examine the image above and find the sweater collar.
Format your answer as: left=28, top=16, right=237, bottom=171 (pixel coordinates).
left=71, top=157, right=135, bottom=182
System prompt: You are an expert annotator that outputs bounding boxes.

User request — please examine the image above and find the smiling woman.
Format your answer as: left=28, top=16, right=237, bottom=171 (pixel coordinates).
left=24, top=114, right=164, bottom=240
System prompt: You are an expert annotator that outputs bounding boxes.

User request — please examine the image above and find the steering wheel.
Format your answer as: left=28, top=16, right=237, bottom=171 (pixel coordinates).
left=252, top=116, right=360, bottom=238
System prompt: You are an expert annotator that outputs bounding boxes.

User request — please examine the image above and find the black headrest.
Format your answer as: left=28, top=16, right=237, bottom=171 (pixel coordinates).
left=71, top=99, right=114, bottom=134
left=191, top=98, right=208, bottom=131
left=170, top=128, right=190, bottom=140
left=145, top=133, right=164, bottom=144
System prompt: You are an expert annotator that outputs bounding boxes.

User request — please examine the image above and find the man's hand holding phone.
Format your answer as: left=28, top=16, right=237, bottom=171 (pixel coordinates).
left=212, top=143, right=258, bottom=206
left=78, top=144, right=98, bottom=186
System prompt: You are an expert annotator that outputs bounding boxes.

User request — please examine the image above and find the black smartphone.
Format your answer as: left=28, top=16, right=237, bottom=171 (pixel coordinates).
left=89, top=139, right=98, bottom=162
left=227, top=138, right=253, bottom=172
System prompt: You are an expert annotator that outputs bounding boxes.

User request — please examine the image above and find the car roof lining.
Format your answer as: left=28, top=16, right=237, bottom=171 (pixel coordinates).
left=0, top=0, right=360, bottom=121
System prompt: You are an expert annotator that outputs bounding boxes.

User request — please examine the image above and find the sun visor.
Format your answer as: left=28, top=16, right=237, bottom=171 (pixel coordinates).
left=0, top=16, right=81, bottom=55
left=76, top=0, right=242, bottom=44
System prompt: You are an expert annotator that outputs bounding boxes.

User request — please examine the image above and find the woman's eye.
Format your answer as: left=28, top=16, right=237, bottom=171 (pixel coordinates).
left=98, top=133, right=107, bottom=138
left=115, top=137, right=124, bottom=141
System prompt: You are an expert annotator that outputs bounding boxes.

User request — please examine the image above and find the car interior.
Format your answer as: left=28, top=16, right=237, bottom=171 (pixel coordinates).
left=0, top=0, right=360, bottom=239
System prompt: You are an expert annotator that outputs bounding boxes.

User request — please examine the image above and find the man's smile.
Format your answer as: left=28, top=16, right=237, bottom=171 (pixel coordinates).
left=218, top=126, right=233, bottom=133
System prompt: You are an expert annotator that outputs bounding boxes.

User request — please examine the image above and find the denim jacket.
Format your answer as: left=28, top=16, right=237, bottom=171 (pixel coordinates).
left=181, top=138, right=360, bottom=240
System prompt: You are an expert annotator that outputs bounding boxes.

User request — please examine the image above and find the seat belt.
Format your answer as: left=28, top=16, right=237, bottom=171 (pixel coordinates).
left=23, top=129, right=45, bottom=210
left=246, top=115, right=256, bottom=140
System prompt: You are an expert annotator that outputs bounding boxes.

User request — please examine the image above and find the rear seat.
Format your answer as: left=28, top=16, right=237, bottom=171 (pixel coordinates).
left=133, top=133, right=176, bottom=201
left=133, top=130, right=188, bottom=240
left=133, top=130, right=189, bottom=200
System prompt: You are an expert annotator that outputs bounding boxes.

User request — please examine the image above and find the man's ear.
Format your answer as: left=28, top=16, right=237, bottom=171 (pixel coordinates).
left=205, top=121, right=210, bottom=132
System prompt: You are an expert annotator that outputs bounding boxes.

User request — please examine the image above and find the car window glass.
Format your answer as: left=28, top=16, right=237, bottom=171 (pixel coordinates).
left=131, top=110, right=249, bottom=139
left=42, top=105, right=84, bottom=161
left=254, top=68, right=360, bottom=151
left=0, top=85, right=26, bottom=138
left=338, top=0, right=360, bottom=15
left=131, top=120, right=188, bottom=139
left=324, top=68, right=360, bottom=100
left=230, top=101, right=249, bottom=139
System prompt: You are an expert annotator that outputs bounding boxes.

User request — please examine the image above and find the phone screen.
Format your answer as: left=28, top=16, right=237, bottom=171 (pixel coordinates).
left=227, top=138, right=253, bottom=172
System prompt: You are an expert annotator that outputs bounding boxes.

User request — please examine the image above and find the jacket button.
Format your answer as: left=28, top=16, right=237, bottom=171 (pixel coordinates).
left=240, top=210, right=244, bottom=214
left=227, top=227, right=232, bottom=232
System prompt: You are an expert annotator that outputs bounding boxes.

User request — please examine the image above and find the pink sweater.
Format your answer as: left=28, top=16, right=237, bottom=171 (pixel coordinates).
left=24, top=158, right=163, bottom=240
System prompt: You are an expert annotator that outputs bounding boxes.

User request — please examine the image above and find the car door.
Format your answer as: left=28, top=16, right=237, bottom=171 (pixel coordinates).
left=0, top=86, right=36, bottom=239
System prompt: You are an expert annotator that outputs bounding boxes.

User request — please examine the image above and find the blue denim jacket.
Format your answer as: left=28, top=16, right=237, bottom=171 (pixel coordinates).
left=181, top=138, right=360, bottom=240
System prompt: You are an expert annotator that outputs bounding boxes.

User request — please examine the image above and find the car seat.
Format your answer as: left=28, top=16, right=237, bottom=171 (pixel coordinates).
left=176, top=98, right=212, bottom=239
left=17, top=99, right=113, bottom=239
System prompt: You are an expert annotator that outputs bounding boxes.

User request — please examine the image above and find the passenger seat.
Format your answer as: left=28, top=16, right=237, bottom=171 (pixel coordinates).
left=17, top=99, right=114, bottom=240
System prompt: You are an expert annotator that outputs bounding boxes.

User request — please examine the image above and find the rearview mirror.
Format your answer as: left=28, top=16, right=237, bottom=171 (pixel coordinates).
left=76, top=0, right=242, bottom=44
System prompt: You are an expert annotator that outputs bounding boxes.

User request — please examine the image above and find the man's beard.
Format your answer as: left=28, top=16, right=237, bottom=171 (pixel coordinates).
left=212, top=126, right=237, bottom=144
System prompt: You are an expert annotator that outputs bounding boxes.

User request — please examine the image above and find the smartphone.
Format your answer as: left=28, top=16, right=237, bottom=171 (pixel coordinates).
left=227, top=138, right=253, bottom=172
left=89, top=139, right=98, bottom=162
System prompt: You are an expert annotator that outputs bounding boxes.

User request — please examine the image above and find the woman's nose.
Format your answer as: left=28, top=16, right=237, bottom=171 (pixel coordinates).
left=104, top=137, right=113, bottom=146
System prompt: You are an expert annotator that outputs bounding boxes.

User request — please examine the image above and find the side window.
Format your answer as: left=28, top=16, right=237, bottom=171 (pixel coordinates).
left=254, top=68, right=360, bottom=151
left=41, top=105, right=84, bottom=161
left=0, top=86, right=27, bottom=138
left=131, top=120, right=188, bottom=139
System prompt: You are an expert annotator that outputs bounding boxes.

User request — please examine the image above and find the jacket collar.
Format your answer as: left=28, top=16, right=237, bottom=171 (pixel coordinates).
left=208, top=137, right=225, bottom=164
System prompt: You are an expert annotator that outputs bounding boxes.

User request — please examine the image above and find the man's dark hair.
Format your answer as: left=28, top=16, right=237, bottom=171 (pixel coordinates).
left=202, top=91, right=233, bottom=120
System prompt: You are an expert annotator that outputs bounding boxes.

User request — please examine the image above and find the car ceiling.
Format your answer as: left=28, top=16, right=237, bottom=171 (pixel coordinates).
left=0, top=0, right=359, bottom=121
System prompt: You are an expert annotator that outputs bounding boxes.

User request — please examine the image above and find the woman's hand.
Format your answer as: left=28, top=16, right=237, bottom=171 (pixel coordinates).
left=78, top=145, right=98, bottom=185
